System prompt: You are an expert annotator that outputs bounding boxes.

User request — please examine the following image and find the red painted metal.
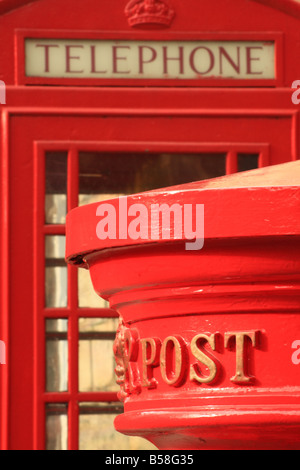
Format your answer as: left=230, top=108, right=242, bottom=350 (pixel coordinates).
left=66, top=161, right=300, bottom=450
left=0, top=0, right=300, bottom=450
left=252, top=0, right=300, bottom=19
left=124, top=0, right=176, bottom=28
left=33, top=141, right=120, bottom=450
left=0, top=0, right=40, bottom=16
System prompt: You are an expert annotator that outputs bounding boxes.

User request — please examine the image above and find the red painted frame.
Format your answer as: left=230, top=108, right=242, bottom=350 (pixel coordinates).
left=34, top=142, right=119, bottom=450
left=15, top=29, right=284, bottom=87
left=0, top=111, right=10, bottom=451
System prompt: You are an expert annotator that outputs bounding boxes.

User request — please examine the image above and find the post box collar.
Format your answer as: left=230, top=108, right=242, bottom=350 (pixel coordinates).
left=66, top=161, right=300, bottom=267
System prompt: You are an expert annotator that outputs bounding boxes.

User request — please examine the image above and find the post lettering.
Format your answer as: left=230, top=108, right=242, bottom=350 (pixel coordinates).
left=160, top=335, right=187, bottom=386
left=224, top=331, right=257, bottom=384
left=140, top=338, right=161, bottom=388
left=190, top=334, right=218, bottom=384
left=116, top=329, right=263, bottom=395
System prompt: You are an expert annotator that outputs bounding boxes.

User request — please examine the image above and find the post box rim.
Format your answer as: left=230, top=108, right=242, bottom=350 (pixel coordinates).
left=66, top=161, right=300, bottom=267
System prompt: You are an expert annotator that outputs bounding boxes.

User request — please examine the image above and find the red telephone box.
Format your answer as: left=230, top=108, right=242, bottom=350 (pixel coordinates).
left=0, top=0, right=300, bottom=450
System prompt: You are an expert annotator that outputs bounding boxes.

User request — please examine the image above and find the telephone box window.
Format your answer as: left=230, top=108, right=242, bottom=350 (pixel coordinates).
left=78, top=152, right=227, bottom=206
left=238, top=153, right=259, bottom=172
left=45, top=236, right=67, bottom=308
left=45, top=152, right=68, bottom=225
left=45, top=267, right=67, bottom=308
left=79, top=403, right=122, bottom=450
left=78, top=268, right=109, bottom=308
left=39, top=146, right=246, bottom=450
left=46, top=404, right=68, bottom=451
left=79, top=319, right=118, bottom=393
left=79, top=403, right=155, bottom=450
left=46, top=319, right=68, bottom=393
left=78, top=317, right=118, bottom=332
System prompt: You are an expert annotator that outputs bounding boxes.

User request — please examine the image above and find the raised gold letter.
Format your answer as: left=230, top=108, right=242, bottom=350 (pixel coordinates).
left=160, top=336, right=187, bottom=387
left=224, top=331, right=258, bottom=384
left=190, top=334, right=218, bottom=384
left=140, top=338, right=161, bottom=389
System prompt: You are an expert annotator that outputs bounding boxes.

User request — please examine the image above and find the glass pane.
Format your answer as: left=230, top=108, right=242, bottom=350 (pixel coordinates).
left=45, top=235, right=66, bottom=259
left=46, top=318, right=68, bottom=333
left=46, top=404, right=68, bottom=450
left=79, top=340, right=117, bottom=392
left=78, top=268, right=109, bottom=308
left=79, top=404, right=156, bottom=450
left=46, top=319, right=68, bottom=392
left=45, top=236, right=68, bottom=308
left=45, top=152, right=68, bottom=224
left=79, top=318, right=118, bottom=333
left=79, top=319, right=117, bottom=392
left=238, top=153, right=259, bottom=172
left=45, top=267, right=68, bottom=308
left=45, top=194, right=67, bottom=225
left=79, top=152, right=226, bottom=205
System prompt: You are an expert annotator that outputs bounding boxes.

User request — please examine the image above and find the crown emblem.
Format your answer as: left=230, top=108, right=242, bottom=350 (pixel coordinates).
left=125, top=0, right=175, bottom=28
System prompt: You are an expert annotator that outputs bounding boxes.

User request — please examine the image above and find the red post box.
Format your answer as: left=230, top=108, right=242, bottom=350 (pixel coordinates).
left=66, top=160, right=300, bottom=450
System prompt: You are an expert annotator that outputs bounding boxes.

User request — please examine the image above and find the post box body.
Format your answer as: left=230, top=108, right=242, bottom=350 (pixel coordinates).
left=66, top=161, right=300, bottom=450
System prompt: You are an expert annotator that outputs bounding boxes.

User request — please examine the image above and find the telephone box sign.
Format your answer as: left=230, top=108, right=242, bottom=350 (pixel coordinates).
left=25, top=38, right=275, bottom=81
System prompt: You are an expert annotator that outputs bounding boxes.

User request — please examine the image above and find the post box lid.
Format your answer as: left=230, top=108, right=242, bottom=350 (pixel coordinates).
left=66, top=160, right=300, bottom=267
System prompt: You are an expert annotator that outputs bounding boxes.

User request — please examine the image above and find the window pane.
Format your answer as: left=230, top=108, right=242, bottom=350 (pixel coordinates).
left=46, top=318, right=68, bottom=333
left=45, top=152, right=68, bottom=224
left=238, top=153, right=259, bottom=172
left=45, top=235, right=66, bottom=260
left=79, top=403, right=156, bottom=450
left=79, top=152, right=226, bottom=205
left=45, top=267, right=68, bottom=308
left=79, top=319, right=117, bottom=392
left=79, top=340, right=117, bottom=392
left=78, top=268, right=109, bottom=308
left=79, top=318, right=118, bottom=333
left=46, top=319, right=68, bottom=392
left=45, top=236, right=68, bottom=308
left=46, top=404, right=68, bottom=450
